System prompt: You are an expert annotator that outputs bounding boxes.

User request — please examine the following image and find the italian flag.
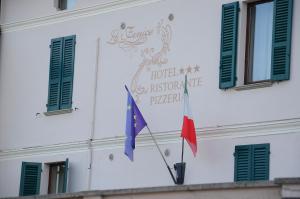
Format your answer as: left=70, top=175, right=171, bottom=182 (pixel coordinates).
left=181, top=75, right=197, bottom=156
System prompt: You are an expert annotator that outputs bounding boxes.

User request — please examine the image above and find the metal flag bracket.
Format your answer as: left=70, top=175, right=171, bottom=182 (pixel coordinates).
left=174, top=162, right=186, bottom=185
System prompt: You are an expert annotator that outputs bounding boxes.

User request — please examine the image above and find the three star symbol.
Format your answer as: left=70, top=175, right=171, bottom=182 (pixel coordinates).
left=179, top=65, right=200, bottom=75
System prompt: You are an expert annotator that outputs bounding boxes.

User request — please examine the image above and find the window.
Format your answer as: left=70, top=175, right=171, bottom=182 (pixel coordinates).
left=219, top=0, right=293, bottom=89
left=234, top=143, right=270, bottom=181
left=56, top=0, right=77, bottom=10
left=19, top=162, right=42, bottom=196
left=19, top=160, right=69, bottom=196
left=47, top=35, right=76, bottom=112
left=47, top=159, right=69, bottom=194
left=245, top=1, right=273, bottom=83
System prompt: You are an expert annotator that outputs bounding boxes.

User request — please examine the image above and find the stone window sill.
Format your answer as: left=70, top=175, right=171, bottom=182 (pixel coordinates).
left=44, top=109, right=73, bottom=116
left=234, top=81, right=273, bottom=91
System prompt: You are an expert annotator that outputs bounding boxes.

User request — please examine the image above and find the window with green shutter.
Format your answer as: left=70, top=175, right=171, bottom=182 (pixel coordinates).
left=19, top=162, right=42, bottom=196
left=47, top=35, right=75, bottom=112
left=234, top=145, right=251, bottom=181
left=271, top=0, right=293, bottom=81
left=219, top=2, right=239, bottom=89
left=234, top=143, right=270, bottom=182
left=220, top=0, right=293, bottom=88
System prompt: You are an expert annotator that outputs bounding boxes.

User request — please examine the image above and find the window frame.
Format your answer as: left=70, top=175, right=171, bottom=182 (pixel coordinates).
left=244, top=0, right=274, bottom=84
left=46, top=159, right=69, bottom=194
left=47, top=162, right=65, bottom=194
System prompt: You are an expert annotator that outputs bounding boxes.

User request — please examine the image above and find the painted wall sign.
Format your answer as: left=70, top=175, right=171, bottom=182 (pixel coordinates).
left=108, top=19, right=202, bottom=106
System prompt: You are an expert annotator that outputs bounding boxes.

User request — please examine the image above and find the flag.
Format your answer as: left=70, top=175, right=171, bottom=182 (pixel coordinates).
left=181, top=75, right=197, bottom=156
left=124, top=85, right=147, bottom=161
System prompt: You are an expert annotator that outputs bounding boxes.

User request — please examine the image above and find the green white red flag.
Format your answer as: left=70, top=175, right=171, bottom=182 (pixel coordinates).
left=181, top=75, right=197, bottom=156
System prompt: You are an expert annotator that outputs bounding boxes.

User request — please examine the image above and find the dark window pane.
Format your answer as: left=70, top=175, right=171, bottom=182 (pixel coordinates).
left=48, top=164, right=65, bottom=194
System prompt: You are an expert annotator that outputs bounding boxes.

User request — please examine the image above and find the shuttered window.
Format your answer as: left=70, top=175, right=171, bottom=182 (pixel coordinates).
left=220, top=0, right=293, bottom=88
left=19, top=162, right=42, bottom=196
left=271, top=0, right=293, bottom=81
left=234, top=145, right=251, bottom=181
left=47, top=35, right=75, bottom=112
left=234, top=144, right=270, bottom=181
left=219, top=2, right=239, bottom=89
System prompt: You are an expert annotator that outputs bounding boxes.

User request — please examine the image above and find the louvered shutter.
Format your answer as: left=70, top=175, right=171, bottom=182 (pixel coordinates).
left=271, top=0, right=293, bottom=81
left=62, top=158, right=69, bottom=193
left=219, top=2, right=239, bottom=89
left=60, top=35, right=75, bottom=110
left=19, top=162, right=42, bottom=196
left=252, top=144, right=270, bottom=180
left=234, top=145, right=251, bottom=181
left=47, top=38, right=63, bottom=111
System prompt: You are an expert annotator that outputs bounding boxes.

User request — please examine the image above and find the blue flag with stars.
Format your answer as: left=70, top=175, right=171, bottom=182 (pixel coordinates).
left=125, top=86, right=147, bottom=161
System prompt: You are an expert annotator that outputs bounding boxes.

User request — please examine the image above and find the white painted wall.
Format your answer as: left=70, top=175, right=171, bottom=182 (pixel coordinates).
left=1, top=132, right=299, bottom=197
left=91, top=132, right=300, bottom=189
left=1, top=0, right=299, bottom=148
left=0, top=0, right=300, bottom=197
left=0, top=0, right=116, bottom=24
left=0, top=151, right=90, bottom=197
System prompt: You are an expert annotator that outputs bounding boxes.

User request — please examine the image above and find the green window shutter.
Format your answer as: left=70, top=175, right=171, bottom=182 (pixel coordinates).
left=47, top=38, right=63, bottom=111
left=234, top=145, right=251, bottom=181
left=62, top=158, right=69, bottom=193
left=252, top=144, right=270, bottom=181
left=219, top=2, right=239, bottom=89
left=60, top=35, right=75, bottom=110
left=19, top=162, right=42, bottom=196
left=271, top=0, right=293, bottom=81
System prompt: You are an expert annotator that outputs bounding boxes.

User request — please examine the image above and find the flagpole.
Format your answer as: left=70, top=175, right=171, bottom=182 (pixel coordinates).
left=145, top=125, right=177, bottom=184
left=177, top=75, right=188, bottom=184
left=181, top=75, right=187, bottom=164
left=181, top=138, right=184, bottom=163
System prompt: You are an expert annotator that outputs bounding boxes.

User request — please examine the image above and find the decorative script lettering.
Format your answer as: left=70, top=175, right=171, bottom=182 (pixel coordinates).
left=107, top=26, right=153, bottom=51
left=108, top=19, right=202, bottom=105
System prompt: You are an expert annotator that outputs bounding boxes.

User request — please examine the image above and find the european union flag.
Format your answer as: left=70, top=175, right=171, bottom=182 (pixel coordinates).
left=125, top=86, right=147, bottom=161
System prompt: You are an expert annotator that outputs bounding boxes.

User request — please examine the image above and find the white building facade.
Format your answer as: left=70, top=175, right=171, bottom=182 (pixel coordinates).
left=0, top=0, right=300, bottom=197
